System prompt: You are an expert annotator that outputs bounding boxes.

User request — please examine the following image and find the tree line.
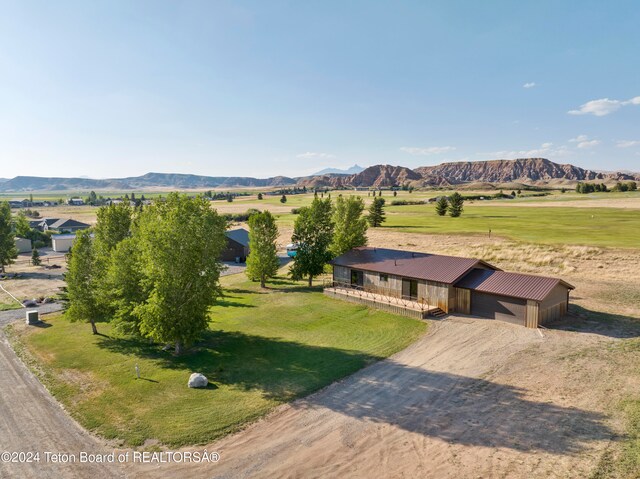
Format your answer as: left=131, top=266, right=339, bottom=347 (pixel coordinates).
left=575, top=181, right=637, bottom=193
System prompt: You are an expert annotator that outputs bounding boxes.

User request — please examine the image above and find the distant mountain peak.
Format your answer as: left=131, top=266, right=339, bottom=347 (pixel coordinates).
left=312, top=164, right=364, bottom=176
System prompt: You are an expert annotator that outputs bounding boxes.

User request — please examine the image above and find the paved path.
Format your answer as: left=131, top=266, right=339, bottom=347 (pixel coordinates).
left=0, top=303, right=63, bottom=327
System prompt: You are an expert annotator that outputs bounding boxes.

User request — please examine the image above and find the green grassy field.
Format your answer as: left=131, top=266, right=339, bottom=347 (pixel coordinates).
left=8, top=273, right=425, bottom=447
left=380, top=204, right=640, bottom=248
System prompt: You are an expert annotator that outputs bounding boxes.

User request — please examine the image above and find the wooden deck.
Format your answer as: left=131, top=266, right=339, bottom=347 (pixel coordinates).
left=323, top=285, right=438, bottom=319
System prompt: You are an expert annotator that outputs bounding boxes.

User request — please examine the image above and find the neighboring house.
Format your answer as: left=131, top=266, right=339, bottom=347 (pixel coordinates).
left=51, top=234, right=76, bottom=253
left=221, top=228, right=250, bottom=262
left=14, top=237, right=32, bottom=253
left=326, top=247, right=574, bottom=328
left=67, top=198, right=85, bottom=206
left=8, top=199, right=29, bottom=208
left=38, top=218, right=90, bottom=233
left=33, top=218, right=61, bottom=231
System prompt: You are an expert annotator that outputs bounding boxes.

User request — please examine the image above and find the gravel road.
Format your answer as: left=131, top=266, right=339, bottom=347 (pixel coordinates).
left=0, top=331, right=124, bottom=478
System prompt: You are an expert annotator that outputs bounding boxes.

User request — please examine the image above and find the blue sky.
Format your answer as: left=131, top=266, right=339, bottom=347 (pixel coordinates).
left=1, top=0, right=639, bottom=179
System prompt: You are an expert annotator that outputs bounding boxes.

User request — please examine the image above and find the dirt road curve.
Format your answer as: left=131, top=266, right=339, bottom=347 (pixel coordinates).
left=130, top=318, right=614, bottom=479
left=0, top=334, right=124, bottom=479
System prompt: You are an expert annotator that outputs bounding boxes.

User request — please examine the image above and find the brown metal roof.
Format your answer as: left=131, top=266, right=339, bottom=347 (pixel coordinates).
left=455, top=268, right=575, bottom=302
left=330, top=247, right=498, bottom=284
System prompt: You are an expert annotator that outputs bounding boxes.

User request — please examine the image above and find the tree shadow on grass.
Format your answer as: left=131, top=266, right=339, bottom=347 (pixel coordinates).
left=547, top=304, right=640, bottom=339
left=95, top=329, right=615, bottom=454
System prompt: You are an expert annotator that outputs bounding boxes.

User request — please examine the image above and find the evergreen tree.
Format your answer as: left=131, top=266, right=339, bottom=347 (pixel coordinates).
left=65, top=231, right=101, bottom=334
left=246, top=211, right=279, bottom=287
left=257, top=193, right=263, bottom=200
left=280, top=194, right=287, bottom=203
left=367, top=197, right=386, bottom=227
left=0, top=202, right=17, bottom=273
left=331, top=195, right=367, bottom=256
left=448, top=192, right=464, bottom=217
left=31, top=248, right=41, bottom=266
left=393, top=190, right=397, bottom=197
left=290, top=198, right=334, bottom=286
left=14, top=211, right=32, bottom=239
left=435, top=196, right=448, bottom=216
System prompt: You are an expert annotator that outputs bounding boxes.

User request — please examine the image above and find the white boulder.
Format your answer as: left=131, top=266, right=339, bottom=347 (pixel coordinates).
left=188, top=373, right=208, bottom=388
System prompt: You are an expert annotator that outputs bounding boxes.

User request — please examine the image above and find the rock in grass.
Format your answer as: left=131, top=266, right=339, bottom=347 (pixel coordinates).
left=188, top=373, right=208, bottom=388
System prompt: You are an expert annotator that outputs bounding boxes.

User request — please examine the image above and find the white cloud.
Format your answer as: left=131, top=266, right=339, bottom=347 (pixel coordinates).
left=400, top=146, right=456, bottom=155
left=490, top=142, right=567, bottom=159
left=523, top=82, right=536, bottom=88
left=577, top=139, right=600, bottom=149
left=616, top=140, right=640, bottom=148
left=296, top=152, right=336, bottom=159
left=569, top=134, right=589, bottom=143
left=568, top=96, right=640, bottom=116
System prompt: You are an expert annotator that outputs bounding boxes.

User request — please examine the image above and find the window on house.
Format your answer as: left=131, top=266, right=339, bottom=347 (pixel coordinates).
left=379, top=273, right=388, bottom=282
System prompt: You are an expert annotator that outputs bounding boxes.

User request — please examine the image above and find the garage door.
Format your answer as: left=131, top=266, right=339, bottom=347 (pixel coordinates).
left=471, top=292, right=526, bottom=326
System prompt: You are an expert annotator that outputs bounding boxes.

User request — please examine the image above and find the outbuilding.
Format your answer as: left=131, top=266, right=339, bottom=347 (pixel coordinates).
left=14, top=237, right=32, bottom=253
left=221, top=228, right=250, bottom=262
left=51, top=234, right=76, bottom=253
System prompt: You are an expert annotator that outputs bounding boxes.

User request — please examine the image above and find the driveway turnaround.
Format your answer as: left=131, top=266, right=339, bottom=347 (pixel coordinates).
left=0, top=332, right=124, bottom=479
left=128, top=317, right=615, bottom=479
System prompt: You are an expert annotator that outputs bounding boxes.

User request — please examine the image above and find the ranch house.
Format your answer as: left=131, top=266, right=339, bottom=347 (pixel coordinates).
left=325, top=247, right=574, bottom=328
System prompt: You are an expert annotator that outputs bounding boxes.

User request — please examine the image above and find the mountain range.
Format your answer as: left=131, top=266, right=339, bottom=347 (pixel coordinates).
left=0, top=158, right=637, bottom=192
left=312, top=164, right=365, bottom=175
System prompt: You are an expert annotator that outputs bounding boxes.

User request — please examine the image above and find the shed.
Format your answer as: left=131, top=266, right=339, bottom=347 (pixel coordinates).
left=15, top=237, right=32, bottom=253
left=221, top=228, right=250, bottom=262
left=51, top=234, right=76, bottom=253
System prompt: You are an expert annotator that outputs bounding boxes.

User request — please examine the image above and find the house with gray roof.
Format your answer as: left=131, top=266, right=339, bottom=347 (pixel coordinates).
left=37, top=218, right=90, bottom=233
left=221, top=228, right=250, bottom=262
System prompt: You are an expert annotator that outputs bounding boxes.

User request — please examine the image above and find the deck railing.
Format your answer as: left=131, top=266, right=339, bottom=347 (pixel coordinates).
left=323, top=279, right=432, bottom=313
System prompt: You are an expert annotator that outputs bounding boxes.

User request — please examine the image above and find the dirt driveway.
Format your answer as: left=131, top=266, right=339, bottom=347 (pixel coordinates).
left=129, top=317, right=621, bottom=479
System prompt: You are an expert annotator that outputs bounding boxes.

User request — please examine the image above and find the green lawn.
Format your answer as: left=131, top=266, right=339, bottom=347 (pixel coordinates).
left=9, top=273, right=425, bottom=447
left=381, top=204, right=640, bottom=248
left=0, top=302, right=22, bottom=311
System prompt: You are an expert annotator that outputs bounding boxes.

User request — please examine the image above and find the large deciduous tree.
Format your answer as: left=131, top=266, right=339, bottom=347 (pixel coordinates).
left=134, top=193, right=227, bottom=354
left=106, top=237, right=147, bottom=335
left=93, top=203, right=133, bottom=317
left=367, top=197, right=386, bottom=227
left=65, top=230, right=102, bottom=334
left=246, top=211, right=279, bottom=288
left=290, top=197, right=334, bottom=286
left=331, top=195, right=367, bottom=256
left=0, top=202, right=17, bottom=274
